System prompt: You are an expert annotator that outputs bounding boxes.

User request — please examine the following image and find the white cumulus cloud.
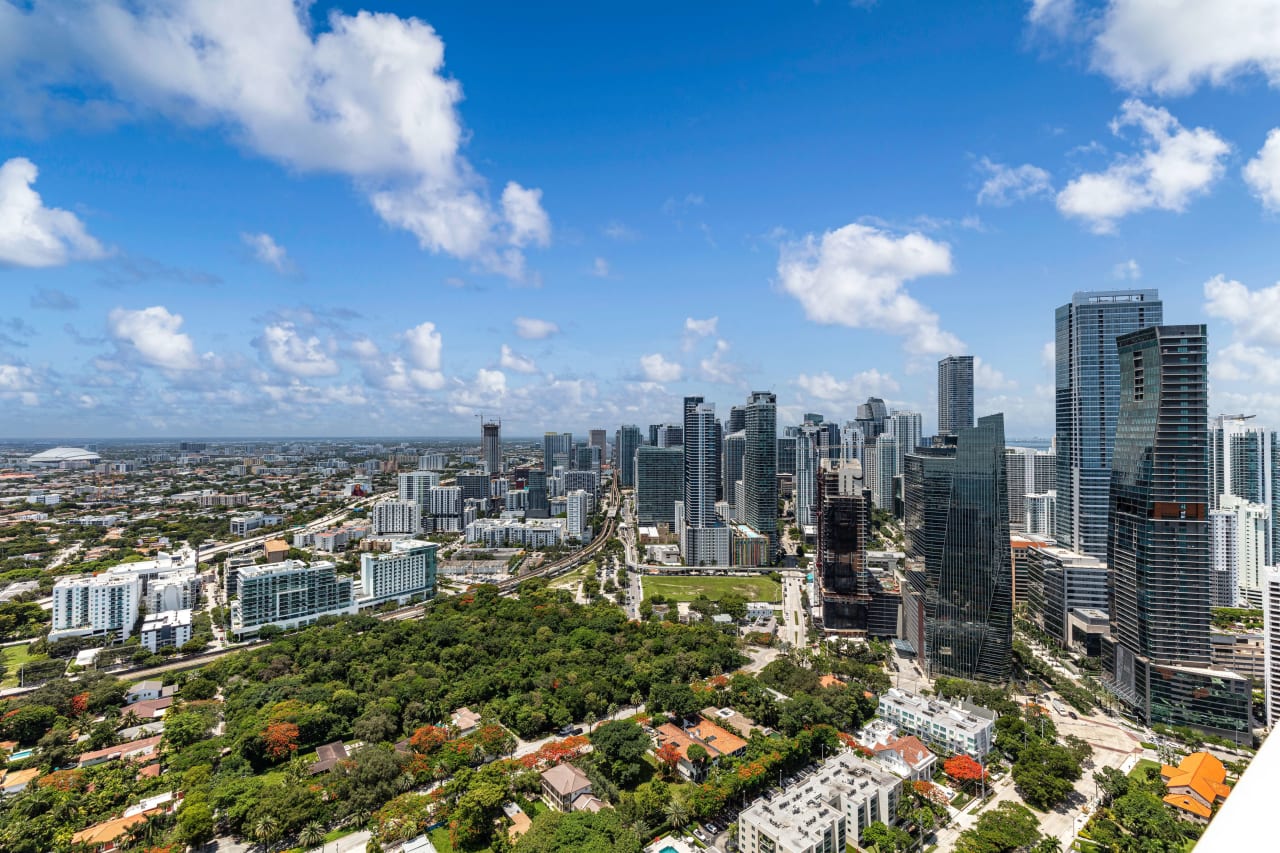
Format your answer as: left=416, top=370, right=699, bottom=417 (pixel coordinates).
left=1090, top=0, right=1280, bottom=95
left=640, top=353, right=683, bottom=383
left=403, top=321, right=445, bottom=390
left=1244, top=128, right=1280, bottom=212
left=795, top=368, right=900, bottom=402
left=974, top=356, right=1017, bottom=390
left=514, top=317, right=559, bottom=340
left=976, top=158, right=1054, bottom=206
left=1056, top=100, right=1229, bottom=233
left=0, top=2, right=547, bottom=277
left=0, top=157, right=104, bottom=267
left=499, top=344, right=537, bottom=374
left=241, top=232, right=290, bottom=273
left=776, top=222, right=959, bottom=356
left=1112, top=258, right=1142, bottom=279
left=258, top=322, right=338, bottom=377
left=1204, top=274, right=1280, bottom=347
left=107, top=306, right=203, bottom=371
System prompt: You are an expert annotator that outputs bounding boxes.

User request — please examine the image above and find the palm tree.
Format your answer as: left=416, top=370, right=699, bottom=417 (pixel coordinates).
left=298, top=822, right=326, bottom=850
left=395, top=773, right=416, bottom=794
left=1033, top=838, right=1062, bottom=853
left=347, top=807, right=372, bottom=829
left=254, top=815, right=281, bottom=850
left=664, top=798, right=690, bottom=830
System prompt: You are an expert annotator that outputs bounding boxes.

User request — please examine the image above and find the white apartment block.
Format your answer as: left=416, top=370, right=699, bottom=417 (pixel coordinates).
left=140, top=609, right=194, bottom=653
left=877, top=687, right=995, bottom=759
left=419, top=453, right=449, bottom=471
left=230, top=559, right=356, bottom=637
left=1213, top=495, right=1270, bottom=608
left=398, top=470, right=442, bottom=505
left=425, top=486, right=462, bottom=517
left=1024, top=491, right=1057, bottom=538
left=229, top=511, right=283, bottom=537
left=372, top=500, right=422, bottom=535
left=147, top=572, right=200, bottom=614
left=738, top=750, right=901, bottom=853
left=465, top=518, right=565, bottom=548
left=1265, top=568, right=1280, bottom=728
left=359, top=539, right=438, bottom=606
left=567, top=489, right=591, bottom=539
left=51, top=574, right=142, bottom=643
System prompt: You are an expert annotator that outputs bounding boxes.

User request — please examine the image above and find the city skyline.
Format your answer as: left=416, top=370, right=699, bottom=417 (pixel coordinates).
left=2, top=2, right=1280, bottom=437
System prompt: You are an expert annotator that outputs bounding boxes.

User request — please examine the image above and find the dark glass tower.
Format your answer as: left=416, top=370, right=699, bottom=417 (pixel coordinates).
left=816, top=461, right=896, bottom=635
left=616, top=424, right=643, bottom=488
left=1055, top=289, right=1163, bottom=559
left=936, top=355, right=974, bottom=436
left=743, top=391, right=779, bottom=556
left=904, top=414, right=1013, bottom=682
left=1102, top=325, right=1251, bottom=743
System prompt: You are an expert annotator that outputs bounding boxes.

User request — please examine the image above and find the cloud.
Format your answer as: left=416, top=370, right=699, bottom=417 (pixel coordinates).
left=1041, top=341, right=1056, bottom=369
left=1056, top=100, right=1229, bottom=233
left=640, top=353, right=683, bottom=383
left=795, top=368, right=900, bottom=402
left=499, top=343, right=537, bottom=374
left=976, top=158, right=1054, bottom=205
left=0, top=157, right=105, bottom=267
left=1026, top=0, right=1078, bottom=37
left=256, top=322, right=338, bottom=377
left=602, top=221, right=638, bottom=241
left=242, top=232, right=291, bottom=273
left=403, top=321, right=445, bottom=389
left=107, top=306, right=204, bottom=371
left=1204, top=274, right=1280, bottom=347
left=514, top=317, right=559, bottom=340
left=96, top=256, right=222, bottom=288
left=776, top=222, right=960, bottom=355
left=662, top=193, right=705, bottom=216
left=1244, top=129, right=1280, bottom=212
left=699, top=339, right=742, bottom=386
left=30, top=287, right=78, bottom=311
left=974, top=356, right=1016, bottom=390
left=682, top=315, right=718, bottom=351
left=450, top=368, right=507, bottom=412
left=1, top=3, right=547, bottom=278
left=1090, top=0, right=1280, bottom=95
left=1112, top=258, right=1142, bottom=279
left=591, top=257, right=610, bottom=278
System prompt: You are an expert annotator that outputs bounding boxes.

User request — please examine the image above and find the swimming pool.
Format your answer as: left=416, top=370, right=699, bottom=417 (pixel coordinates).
left=8, top=748, right=34, bottom=762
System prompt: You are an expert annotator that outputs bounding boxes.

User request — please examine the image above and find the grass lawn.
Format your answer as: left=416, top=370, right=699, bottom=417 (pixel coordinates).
left=1129, top=758, right=1161, bottom=779
left=1, top=643, right=45, bottom=688
left=642, top=574, right=781, bottom=603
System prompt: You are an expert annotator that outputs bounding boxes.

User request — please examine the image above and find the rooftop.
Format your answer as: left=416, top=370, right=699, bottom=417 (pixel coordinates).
left=27, top=446, right=100, bottom=464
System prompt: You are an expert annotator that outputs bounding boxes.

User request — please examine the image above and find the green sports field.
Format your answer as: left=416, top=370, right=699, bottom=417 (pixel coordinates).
left=642, top=574, right=781, bottom=603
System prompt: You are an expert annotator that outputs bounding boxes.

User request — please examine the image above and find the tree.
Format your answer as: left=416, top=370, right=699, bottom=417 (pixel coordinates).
left=263, top=721, right=300, bottom=760
left=686, top=742, right=709, bottom=774
left=655, top=742, right=681, bottom=777
left=589, top=720, right=651, bottom=787
left=177, top=797, right=216, bottom=849
left=254, top=814, right=281, bottom=848
left=943, top=754, right=987, bottom=785
left=955, top=801, right=1044, bottom=853
left=299, top=821, right=327, bottom=849
left=1093, top=766, right=1130, bottom=806
left=861, top=821, right=912, bottom=852
left=664, top=797, right=690, bottom=830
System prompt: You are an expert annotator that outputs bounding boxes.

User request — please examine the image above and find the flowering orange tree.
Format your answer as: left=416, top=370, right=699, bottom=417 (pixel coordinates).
left=262, top=721, right=300, bottom=760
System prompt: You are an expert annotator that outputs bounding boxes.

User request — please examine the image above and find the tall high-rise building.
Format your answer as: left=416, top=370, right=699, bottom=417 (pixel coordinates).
left=795, top=423, right=823, bottom=529
left=680, top=397, right=728, bottom=565
left=1103, top=324, right=1251, bottom=743
left=636, top=445, right=683, bottom=526
left=589, top=429, right=607, bottom=466
left=727, top=405, right=747, bottom=435
left=481, top=420, right=502, bottom=476
left=1210, top=414, right=1275, bottom=562
left=398, top=470, right=441, bottom=507
left=856, top=397, right=889, bottom=440
left=867, top=437, right=898, bottom=512
left=776, top=436, right=797, bottom=475
left=840, top=422, right=864, bottom=464
left=936, top=355, right=974, bottom=436
left=1264, top=568, right=1280, bottom=728
left=1056, top=289, right=1163, bottom=559
left=1211, top=495, right=1269, bottom=608
left=815, top=459, right=896, bottom=636
left=526, top=470, right=549, bottom=518
left=723, top=430, right=746, bottom=517
left=615, top=425, right=643, bottom=488
left=543, top=432, right=573, bottom=473
left=1005, top=447, right=1057, bottom=531
left=903, top=414, right=1013, bottom=682
left=657, top=424, right=684, bottom=448
left=888, top=411, right=923, bottom=477
left=743, top=391, right=779, bottom=555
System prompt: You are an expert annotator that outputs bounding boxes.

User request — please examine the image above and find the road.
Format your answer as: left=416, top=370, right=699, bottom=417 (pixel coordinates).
left=780, top=570, right=807, bottom=649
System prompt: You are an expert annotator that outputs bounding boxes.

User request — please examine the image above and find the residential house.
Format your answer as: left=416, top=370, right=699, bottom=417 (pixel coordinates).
left=451, top=707, right=483, bottom=737
left=310, top=741, right=349, bottom=775
left=654, top=719, right=748, bottom=781
left=78, top=735, right=163, bottom=768
left=1, top=767, right=41, bottom=794
left=872, top=735, right=936, bottom=782
left=541, top=763, right=594, bottom=812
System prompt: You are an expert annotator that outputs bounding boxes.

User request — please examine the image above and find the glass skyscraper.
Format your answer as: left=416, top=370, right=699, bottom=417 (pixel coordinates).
left=1055, top=289, right=1163, bottom=560
left=743, top=391, right=779, bottom=556
left=1102, top=325, right=1251, bottom=744
left=904, top=414, right=1013, bottom=682
left=936, top=355, right=974, bottom=436
left=615, top=424, right=643, bottom=488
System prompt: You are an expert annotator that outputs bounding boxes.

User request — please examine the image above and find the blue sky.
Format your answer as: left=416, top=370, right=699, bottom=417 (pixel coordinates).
left=2, top=0, right=1280, bottom=438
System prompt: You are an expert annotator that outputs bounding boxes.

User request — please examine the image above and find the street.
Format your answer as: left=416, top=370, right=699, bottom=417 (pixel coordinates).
left=780, top=570, right=807, bottom=649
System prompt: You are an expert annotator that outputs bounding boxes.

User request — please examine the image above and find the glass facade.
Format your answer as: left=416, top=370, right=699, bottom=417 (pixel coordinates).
left=1055, top=289, right=1163, bottom=560
left=743, top=392, right=779, bottom=555
left=616, top=424, right=643, bottom=488
left=937, top=355, right=973, bottom=436
left=905, top=415, right=1013, bottom=682
left=635, top=445, right=683, bottom=526
left=1103, top=324, right=1252, bottom=743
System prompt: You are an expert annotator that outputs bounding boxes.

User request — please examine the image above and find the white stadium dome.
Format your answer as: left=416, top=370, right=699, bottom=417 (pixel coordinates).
left=26, top=446, right=101, bottom=464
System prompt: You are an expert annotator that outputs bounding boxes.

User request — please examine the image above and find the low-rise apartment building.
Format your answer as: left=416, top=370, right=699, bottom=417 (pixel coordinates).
left=876, top=687, right=995, bottom=759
